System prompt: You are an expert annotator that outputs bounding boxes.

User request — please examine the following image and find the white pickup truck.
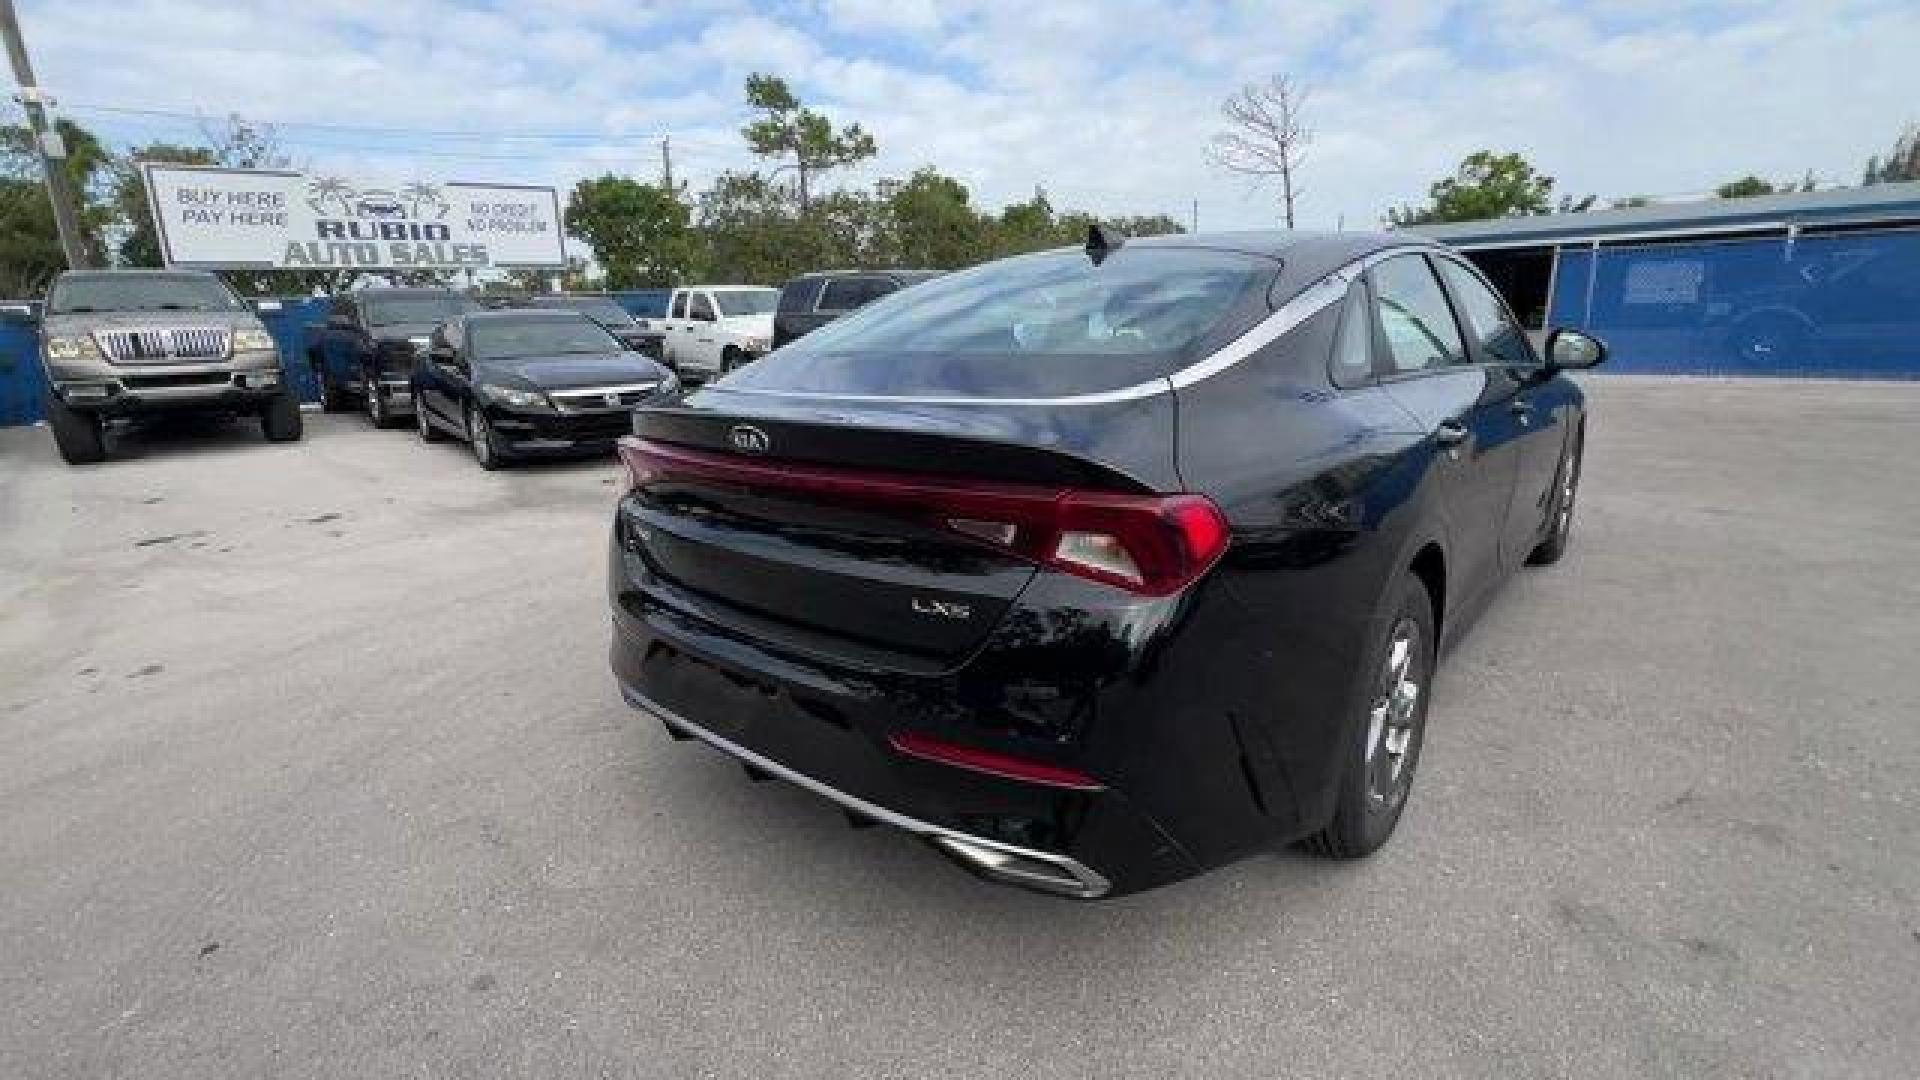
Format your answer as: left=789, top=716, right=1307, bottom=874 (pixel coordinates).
left=652, top=286, right=780, bottom=381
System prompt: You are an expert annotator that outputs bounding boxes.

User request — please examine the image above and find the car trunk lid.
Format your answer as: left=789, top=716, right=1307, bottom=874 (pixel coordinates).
left=617, top=387, right=1179, bottom=670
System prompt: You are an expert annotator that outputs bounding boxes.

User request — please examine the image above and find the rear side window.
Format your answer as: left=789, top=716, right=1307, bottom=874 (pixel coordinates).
left=1370, top=254, right=1466, bottom=375
left=1329, top=282, right=1375, bottom=388
left=778, top=279, right=822, bottom=313
left=726, top=247, right=1278, bottom=398
left=1435, top=258, right=1533, bottom=367
left=688, top=293, right=715, bottom=321
left=818, top=276, right=896, bottom=311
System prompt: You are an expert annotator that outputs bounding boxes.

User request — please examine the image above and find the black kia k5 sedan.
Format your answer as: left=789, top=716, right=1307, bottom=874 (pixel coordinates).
left=414, top=310, right=677, bottom=469
left=608, top=228, right=1605, bottom=898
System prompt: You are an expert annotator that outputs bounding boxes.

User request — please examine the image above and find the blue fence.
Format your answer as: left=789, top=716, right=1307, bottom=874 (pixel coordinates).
left=1547, top=229, right=1920, bottom=378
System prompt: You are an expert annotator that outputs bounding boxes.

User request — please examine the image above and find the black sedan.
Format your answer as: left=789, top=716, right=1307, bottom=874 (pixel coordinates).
left=414, top=310, right=676, bottom=470
left=607, top=229, right=1605, bottom=898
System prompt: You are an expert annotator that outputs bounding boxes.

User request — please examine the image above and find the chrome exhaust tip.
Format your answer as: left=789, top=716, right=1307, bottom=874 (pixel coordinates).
left=928, top=835, right=1109, bottom=899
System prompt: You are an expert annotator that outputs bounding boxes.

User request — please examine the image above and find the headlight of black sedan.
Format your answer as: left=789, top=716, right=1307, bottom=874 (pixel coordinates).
left=478, top=383, right=551, bottom=411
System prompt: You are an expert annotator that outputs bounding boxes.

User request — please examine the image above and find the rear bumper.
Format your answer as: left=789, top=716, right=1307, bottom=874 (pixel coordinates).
left=608, top=587, right=1208, bottom=899
left=621, top=682, right=1113, bottom=898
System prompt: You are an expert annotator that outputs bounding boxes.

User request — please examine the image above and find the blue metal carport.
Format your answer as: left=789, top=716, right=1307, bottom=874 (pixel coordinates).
left=1416, top=182, right=1920, bottom=378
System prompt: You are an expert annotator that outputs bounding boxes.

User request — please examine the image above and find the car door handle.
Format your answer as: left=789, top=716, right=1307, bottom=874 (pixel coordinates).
left=1435, top=419, right=1469, bottom=447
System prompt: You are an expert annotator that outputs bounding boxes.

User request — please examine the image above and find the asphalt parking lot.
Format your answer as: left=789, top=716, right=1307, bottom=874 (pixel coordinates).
left=2, top=378, right=1917, bottom=1079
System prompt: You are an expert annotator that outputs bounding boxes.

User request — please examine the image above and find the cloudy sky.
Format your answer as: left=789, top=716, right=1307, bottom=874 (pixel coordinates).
left=12, top=0, right=1919, bottom=231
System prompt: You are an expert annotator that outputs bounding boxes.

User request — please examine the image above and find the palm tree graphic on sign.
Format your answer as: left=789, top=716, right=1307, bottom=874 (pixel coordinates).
left=399, top=182, right=450, bottom=220
left=305, top=177, right=355, bottom=216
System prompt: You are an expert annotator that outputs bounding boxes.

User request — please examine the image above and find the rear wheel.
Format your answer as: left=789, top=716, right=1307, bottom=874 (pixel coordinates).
left=1528, top=426, right=1583, bottom=566
left=261, top=392, right=303, bottom=442
left=1302, top=572, right=1435, bottom=859
left=45, top=390, right=107, bottom=464
left=720, top=346, right=745, bottom=375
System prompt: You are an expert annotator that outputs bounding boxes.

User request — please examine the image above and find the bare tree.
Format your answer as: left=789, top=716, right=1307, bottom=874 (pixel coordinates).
left=1208, top=75, right=1312, bottom=228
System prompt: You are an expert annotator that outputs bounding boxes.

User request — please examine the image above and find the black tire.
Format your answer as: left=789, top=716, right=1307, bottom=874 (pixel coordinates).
left=261, top=392, right=304, bottom=442
left=45, top=390, right=107, bottom=464
left=720, top=346, right=745, bottom=375
left=416, top=398, right=444, bottom=442
left=312, top=359, right=345, bottom=412
left=467, top=407, right=505, bottom=471
left=1301, top=572, right=1436, bottom=859
left=1527, top=425, right=1583, bottom=566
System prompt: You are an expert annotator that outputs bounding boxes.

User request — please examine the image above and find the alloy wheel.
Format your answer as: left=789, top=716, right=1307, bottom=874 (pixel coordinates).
left=1364, top=618, right=1423, bottom=807
left=469, top=409, right=492, bottom=467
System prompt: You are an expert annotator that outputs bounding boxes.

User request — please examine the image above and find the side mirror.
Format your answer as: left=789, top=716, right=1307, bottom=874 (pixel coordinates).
left=1544, top=328, right=1606, bottom=372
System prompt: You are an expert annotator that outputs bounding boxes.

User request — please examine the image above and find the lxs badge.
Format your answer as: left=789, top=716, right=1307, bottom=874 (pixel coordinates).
left=911, top=597, right=972, bottom=620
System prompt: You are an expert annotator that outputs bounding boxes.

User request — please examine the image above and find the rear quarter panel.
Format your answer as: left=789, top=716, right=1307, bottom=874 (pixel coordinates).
left=1171, top=299, right=1439, bottom=832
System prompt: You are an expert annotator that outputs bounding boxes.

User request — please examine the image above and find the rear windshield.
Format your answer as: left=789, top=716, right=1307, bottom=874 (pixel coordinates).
left=49, top=274, right=241, bottom=314
left=726, top=247, right=1276, bottom=397
left=471, top=315, right=618, bottom=360
left=363, top=293, right=479, bottom=327
left=713, top=289, right=777, bottom=317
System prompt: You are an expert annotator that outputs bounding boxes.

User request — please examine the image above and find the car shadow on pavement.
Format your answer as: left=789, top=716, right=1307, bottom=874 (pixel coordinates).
left=98, top=413, right=290, bottom=461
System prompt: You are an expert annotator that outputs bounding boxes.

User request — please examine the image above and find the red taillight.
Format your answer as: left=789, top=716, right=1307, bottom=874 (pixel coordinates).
left=890, top=731, right=1105, bottom=791
left=616, top=437, right=1231, bottom=597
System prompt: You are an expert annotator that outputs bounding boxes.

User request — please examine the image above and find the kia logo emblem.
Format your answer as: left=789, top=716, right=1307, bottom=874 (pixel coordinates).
left=728, top=424, right=770, bottom=454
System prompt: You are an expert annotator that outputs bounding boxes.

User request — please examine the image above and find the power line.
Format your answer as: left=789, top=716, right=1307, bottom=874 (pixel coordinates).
left=63, top=101, right=744, bottom=150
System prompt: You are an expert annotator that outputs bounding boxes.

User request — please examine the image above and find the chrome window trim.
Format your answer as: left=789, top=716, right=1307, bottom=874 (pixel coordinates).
left=703, top=246, right=1431, bottom=405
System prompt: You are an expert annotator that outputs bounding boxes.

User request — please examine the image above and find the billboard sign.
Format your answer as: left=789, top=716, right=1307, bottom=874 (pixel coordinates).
left=142, top=164, right=566, bottom=270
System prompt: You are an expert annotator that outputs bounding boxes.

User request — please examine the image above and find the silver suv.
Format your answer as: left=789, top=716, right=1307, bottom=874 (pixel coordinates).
left=38, top=269, right=301, bottom=464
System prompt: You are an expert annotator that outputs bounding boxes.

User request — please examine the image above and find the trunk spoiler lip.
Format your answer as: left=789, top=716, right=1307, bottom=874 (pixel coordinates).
left=631, top=399, right=1162, bottom=495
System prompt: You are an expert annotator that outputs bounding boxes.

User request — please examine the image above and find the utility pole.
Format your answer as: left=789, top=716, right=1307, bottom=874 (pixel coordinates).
left=660, top=136, right=674, bottom=199
left=0, top=0, right=88, bottom=269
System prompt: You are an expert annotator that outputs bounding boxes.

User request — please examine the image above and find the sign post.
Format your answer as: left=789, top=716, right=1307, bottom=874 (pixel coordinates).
left=141, top=165, right=566, bottom=271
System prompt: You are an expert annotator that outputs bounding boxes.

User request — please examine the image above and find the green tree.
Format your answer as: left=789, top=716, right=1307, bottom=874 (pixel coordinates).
left=1388, top=151, right=1557, bottom=226
left=564, top=175, right=697, bottom=288
left=1106, top=214, right=1186, bottom=237
left=740, top=73, right=876, bottom=210
left=879, top=168, right=989, bottom=268
left=1862, top=123, right=1919, bottom=184
left=1715, top=175, right=1776, bottom=199
left=0, top=180, right=70, bottom=295
left=0, top=117, right=115, bottom=277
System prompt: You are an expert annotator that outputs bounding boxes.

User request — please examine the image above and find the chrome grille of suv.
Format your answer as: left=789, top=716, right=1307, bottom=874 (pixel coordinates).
left=95, top=327, right=231, bottom=364
left=548, top=383, right=661, bottom=413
